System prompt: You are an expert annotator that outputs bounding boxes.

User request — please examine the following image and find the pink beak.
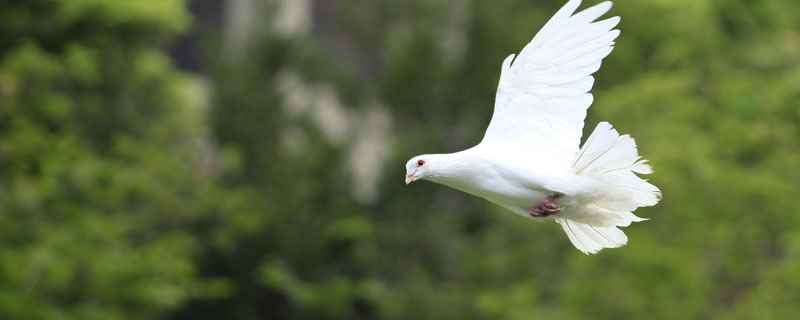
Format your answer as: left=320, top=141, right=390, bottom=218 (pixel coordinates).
left=405, top=172, right=416, bottom=184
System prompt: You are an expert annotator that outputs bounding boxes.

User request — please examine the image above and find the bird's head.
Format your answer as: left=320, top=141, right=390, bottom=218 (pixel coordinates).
left=405, top=155, right=433, bottom=184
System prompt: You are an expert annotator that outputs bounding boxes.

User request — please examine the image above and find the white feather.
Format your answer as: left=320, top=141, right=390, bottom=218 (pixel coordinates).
left=481, top=0, right=619, bottom=171
left=405, top=0, right=661, bottom=255
left=555, top=122, right=661, bottom=253
left=557, top=218, right=627, bottom=254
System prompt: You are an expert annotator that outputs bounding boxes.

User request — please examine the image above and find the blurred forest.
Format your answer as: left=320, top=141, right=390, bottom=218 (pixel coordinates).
left=1, top=0, right=799, bottom=319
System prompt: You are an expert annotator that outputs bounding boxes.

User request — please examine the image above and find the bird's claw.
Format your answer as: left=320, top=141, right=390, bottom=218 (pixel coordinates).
left=529, top=194, right=563, bottom=217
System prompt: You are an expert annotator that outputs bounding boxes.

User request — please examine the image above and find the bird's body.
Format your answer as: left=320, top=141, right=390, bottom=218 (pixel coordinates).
left=421, top=148, right=556, bottom=213
left=405, top=0, right=661, bottom=254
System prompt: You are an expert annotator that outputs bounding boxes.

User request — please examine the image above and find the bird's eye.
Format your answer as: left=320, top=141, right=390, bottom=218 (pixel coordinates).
left=417, top=160, right=426, bottom=166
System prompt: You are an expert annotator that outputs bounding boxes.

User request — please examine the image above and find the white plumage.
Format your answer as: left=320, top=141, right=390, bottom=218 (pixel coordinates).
left=404, top=0, right=661, bottom=254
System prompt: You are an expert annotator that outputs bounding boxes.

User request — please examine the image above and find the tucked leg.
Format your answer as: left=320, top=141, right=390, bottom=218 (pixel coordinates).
left=529, top=194, right=563, bottom=217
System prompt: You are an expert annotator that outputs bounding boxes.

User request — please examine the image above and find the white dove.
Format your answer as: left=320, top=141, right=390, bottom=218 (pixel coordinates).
left=404, top=0, right=661, bottom=254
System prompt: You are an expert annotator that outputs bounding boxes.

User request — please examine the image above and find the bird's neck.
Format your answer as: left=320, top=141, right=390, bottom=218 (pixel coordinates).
left=427, top=149, right=485, bottom=191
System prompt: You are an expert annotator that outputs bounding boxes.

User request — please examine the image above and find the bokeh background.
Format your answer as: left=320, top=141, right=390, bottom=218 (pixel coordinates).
left=1, top=0, right=799, bottom=319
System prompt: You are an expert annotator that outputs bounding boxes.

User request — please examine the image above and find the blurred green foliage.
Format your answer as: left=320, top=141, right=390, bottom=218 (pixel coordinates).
left=1, top=0, right=799, bottom=319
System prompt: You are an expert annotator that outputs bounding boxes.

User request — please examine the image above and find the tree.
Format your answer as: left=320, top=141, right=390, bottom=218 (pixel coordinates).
left=0, top=1, right=226, bottom=318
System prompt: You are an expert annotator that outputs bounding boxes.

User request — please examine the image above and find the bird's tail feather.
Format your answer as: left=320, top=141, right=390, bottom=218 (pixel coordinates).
left=557, top=218, right=628, bottom=254
left=558, top=122, right=661, bottom=254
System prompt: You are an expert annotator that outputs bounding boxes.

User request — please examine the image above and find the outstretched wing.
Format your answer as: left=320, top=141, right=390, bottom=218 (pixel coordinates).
left=480, top=0, right=619, bottom=170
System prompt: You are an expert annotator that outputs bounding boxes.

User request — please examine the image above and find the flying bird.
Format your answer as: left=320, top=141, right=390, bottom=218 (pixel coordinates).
left=404, top=0, right=661, bottom=254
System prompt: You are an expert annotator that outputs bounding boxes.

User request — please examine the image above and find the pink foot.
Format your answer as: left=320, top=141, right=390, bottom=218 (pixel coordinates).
left=529, top=194, right=563, bottom=217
